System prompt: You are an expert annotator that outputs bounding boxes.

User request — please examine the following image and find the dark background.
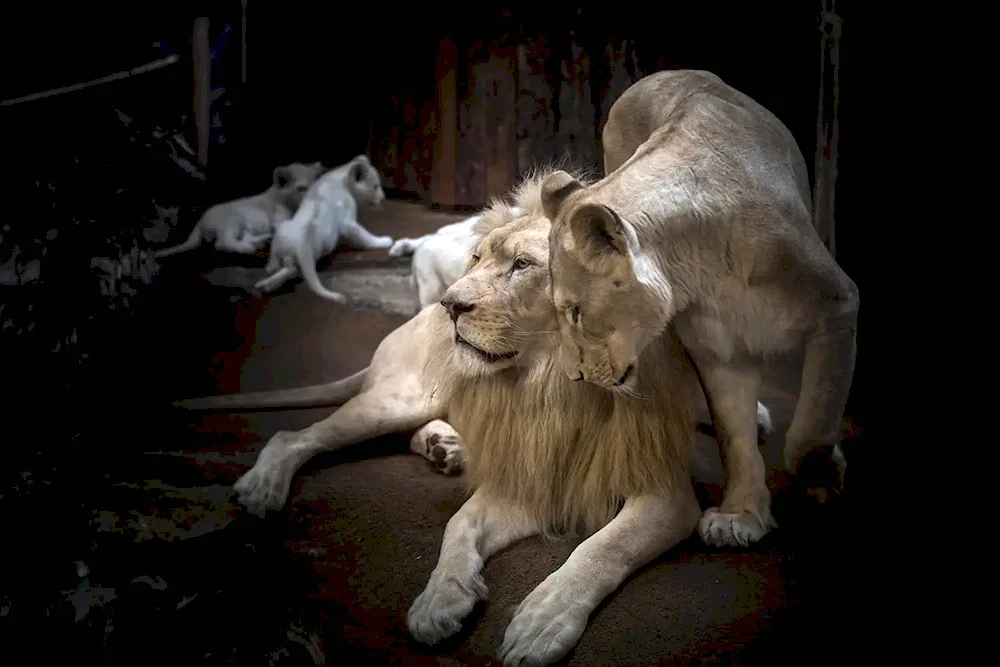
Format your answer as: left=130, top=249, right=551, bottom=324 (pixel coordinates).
left=1, top=3, right=872, bottom=662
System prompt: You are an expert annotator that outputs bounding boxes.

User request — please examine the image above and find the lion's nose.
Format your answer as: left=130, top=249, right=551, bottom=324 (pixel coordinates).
left=440, top=295, right=474, bottom=323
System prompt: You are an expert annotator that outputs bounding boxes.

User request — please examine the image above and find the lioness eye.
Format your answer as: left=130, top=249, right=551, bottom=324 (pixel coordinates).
left=471, top=254, right=480, bottom=264
left=571, top=306, right=581, bottom=324
left=512, top=257, right=530, bottom=271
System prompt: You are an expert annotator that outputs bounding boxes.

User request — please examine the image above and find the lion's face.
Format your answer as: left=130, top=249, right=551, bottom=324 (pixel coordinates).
left=273, top=161, right=325, bottom=209
left=541, top=171, right=667, bottom=392
left=345, top=155, right=386, bottom=210
left=439, top=216, right=556, bottom=378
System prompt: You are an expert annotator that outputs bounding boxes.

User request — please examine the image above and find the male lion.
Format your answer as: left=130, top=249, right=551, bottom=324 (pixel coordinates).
left=542, top=69, right=859, bottom=548
left=154, top=161, right=325, bottom=258
left=176, top=169, right=721, bottom=666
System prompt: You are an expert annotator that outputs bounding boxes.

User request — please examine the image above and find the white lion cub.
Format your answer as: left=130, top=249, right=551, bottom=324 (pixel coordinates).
left=253, top=154, right=392, bottom=303
left=389, top=208, right=522, bottom=309
left=154, top=161, right=325, bottom=258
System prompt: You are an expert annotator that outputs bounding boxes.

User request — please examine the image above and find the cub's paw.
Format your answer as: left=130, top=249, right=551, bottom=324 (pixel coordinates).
left=411, top=429, right=466, bottom=477
left=407, top=570, right=487, bottom=645
left=233, top=431, right=302, bottom=518
left=499, top=572, right=589, bottom=667
left=698, top=506, right=776, bottom=548
left=375, top=235, right=394, bottom=250
left=388, top=238, right=414, bottom=257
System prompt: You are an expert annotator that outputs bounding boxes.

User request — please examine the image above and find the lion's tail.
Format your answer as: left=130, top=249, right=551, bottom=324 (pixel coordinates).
left=154, top=223, right=203, bottom=258
left=173, top=368, right=367, bottom=412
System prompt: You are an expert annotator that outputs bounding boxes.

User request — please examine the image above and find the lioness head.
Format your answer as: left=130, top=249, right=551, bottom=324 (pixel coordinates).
left=541, top=170, right=670, bottom=391
left=273, top=161, right=325, bottom=209
left=440, top=212, right=556, bottom=378
left=344, top=154, right=387, bottom=210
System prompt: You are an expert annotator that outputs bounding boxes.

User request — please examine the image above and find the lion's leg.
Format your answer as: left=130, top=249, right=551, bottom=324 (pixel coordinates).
left=783, top=308, right=858, bottom=501
left=690, top=355, right=776, bottom=548
left=341, top=219, right=393, bottom=250
left=498, top=487, right=701, bottom=667
left=408, top=489, right=538, bottom=646
left=233, top=387, right=437, bottom=517
left=409, top=419, right=466, bottom=476
left=253, top=266, right=298, bottom=295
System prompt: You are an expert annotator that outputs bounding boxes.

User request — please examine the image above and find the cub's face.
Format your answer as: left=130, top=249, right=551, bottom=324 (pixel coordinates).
left=273, top=161, right=325, bottom=209
left=439, top=217, right=556, bottom=378
left=345, top=155, right=386, bottom=209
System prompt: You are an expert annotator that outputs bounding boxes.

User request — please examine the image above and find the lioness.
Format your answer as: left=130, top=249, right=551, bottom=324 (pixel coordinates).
left=154, top=161, right=325, bottom=258
left=543, top=69, right=859, bottom=548
left=176, top=169, right=726, bottom=666
left=253, top=154, right=392, bottom=303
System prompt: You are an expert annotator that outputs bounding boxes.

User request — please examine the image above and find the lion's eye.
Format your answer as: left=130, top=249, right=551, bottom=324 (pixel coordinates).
left=512, top=257, right=531, bottom=271
left=570, top=306, right=581, bottom=325
left=470, top=254, right=480, bottom=264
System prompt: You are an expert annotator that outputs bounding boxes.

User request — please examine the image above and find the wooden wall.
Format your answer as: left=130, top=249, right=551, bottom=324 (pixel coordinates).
left=364, top=7, right=820, bottom=209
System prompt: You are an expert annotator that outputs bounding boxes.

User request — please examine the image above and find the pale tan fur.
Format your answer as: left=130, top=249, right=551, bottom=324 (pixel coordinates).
left=543, top=69, right=859, bottom=549
left=180, top=169, right=708, bottom=666
left=154, top=161, right=324, bottom=258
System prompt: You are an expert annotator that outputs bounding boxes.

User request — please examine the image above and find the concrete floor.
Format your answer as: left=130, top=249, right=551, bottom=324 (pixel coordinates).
left=84, top=200, right=858, bottom=665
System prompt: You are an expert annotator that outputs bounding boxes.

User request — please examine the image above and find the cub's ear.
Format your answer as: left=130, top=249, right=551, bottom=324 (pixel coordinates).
left=567, top=203, right=629, bottom=260
left=541, top=171, right=585, bottom=221
left=273, top=165, right=292, bottom=189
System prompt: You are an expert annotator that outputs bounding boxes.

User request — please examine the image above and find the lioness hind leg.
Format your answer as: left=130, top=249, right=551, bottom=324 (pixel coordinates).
left=233, top=387, right=437, bottom=517
left=691, top=356, right=776, bottom=548
left=409, top=420, right=466, bottom=476
left=783, top=309, right=858, bottom=502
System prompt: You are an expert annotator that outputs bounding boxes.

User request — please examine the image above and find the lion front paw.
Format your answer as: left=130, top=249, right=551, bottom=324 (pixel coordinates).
left=697, top=506, right=776, bottom=548
left=499, top=572, right=590, bottom=667
left=788, top=442, right=847, bottom=504
left=407, top=569, right=487, bottom=645
left=233, top=431, right=303, bottom=518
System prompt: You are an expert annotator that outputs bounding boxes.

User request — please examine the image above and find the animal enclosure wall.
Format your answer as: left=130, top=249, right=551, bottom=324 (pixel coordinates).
left=360, top=6, right=822, bottom=208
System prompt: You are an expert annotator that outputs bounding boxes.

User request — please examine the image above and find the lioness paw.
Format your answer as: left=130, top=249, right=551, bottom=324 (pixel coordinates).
left=373, top=235, right=394, bottom=250
left=697, top=506, right=776, bottom=548
left=407, top=570, right=487, bottom=645
left=499, top=572, right=589, bottom=667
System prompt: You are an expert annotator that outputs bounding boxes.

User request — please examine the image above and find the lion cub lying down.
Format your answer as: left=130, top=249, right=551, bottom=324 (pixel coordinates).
left=253, top=154, right=393, bottom=303
left=177, top=170, right=772, bottom=666
left=154, top=161, right=325, bottom=258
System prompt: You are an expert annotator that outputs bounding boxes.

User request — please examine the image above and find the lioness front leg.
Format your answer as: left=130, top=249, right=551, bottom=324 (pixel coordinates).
left=408, top=489, right=537, bottom=645
left=409, top=420, right=466, bottom=476
left=234, top=387, right=438, bottom=517
left=691, top=355, right=776, bottom=548
left=498, top=488, right=701, bottom=667
left=783, top=306, right=857, bottom=501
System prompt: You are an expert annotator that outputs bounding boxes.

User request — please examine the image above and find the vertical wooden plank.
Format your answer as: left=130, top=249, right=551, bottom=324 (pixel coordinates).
left=456, top=41, right=487, bottom=207
left=395, top=91, right=423, bottom=196
left=516, top=36, right=556, bottom=176
left=192, top=16, right=211, bottom=169
left=483, top=41, right=518, bottom=201
left=555, top=36, right=598, bottom=170
left=415, top=98, right=436, bottom=201
left=812, top=0, right=841, bottom=257
left=431, top=37, right=458, bottom=206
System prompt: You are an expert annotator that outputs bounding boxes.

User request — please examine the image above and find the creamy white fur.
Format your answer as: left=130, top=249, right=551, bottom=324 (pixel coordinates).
left=254, top=154, right=391, bottom=303
left=154, top=162, right=324, bottom=258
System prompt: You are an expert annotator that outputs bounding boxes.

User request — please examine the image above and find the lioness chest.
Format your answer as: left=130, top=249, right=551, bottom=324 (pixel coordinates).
left=673, top=280, right=814, bottom=362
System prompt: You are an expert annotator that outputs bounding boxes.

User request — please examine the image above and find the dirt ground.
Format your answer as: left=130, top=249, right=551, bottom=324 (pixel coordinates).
left=71, top=201, right=865, bottom=665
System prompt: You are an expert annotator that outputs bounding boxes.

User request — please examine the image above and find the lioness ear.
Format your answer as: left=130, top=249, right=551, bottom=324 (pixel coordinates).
left=568, top=203, right=629, bottom=260
left=273, top=166, right=292, bottom=189
left=541, top=171, right=584, bottom=221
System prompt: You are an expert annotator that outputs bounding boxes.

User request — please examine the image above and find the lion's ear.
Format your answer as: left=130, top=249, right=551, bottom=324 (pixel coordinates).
left=567, top=203, right=630, bottom=262
left=273, top=165, right=292, bottom=189
left=541, top=171, right=585, bottom=221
